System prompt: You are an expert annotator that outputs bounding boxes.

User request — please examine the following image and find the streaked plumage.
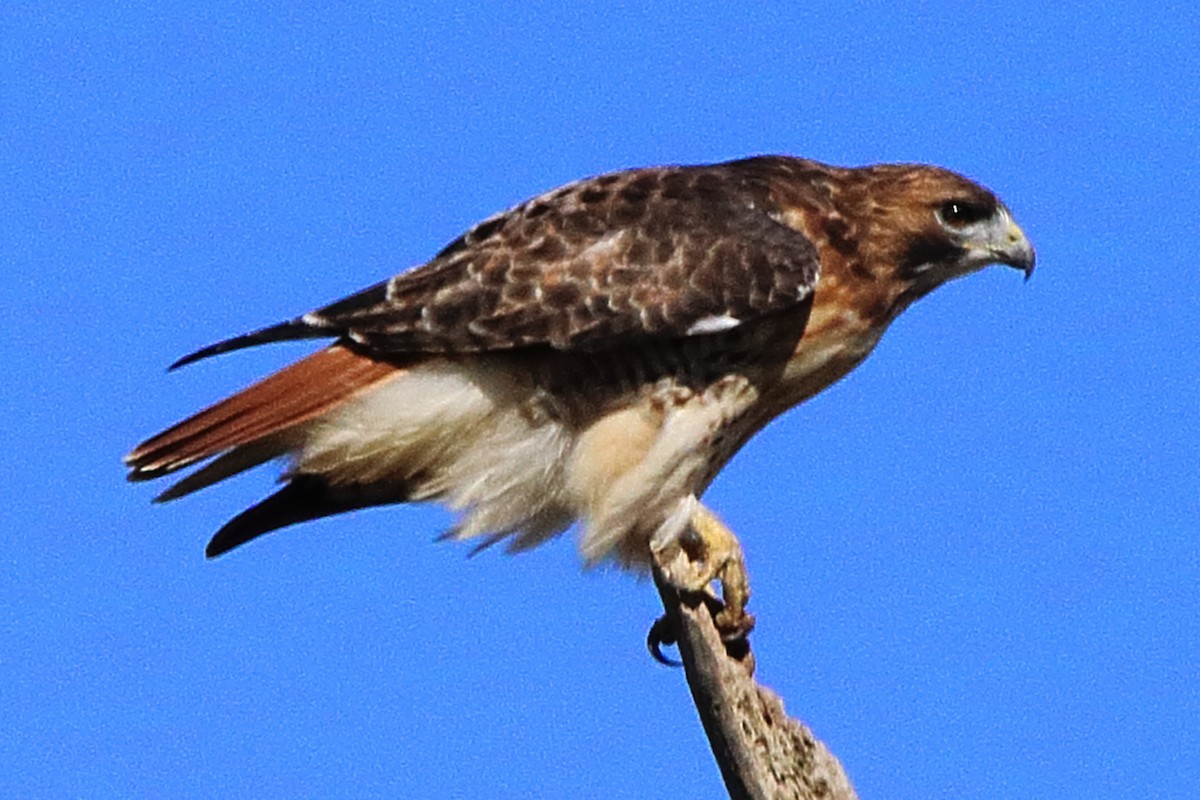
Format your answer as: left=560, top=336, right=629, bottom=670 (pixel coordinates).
left=126, top=155, right=1034, bottom=583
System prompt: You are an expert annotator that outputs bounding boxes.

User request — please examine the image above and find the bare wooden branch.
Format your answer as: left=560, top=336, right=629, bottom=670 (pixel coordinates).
left=652, top=570, right=859, bottom=800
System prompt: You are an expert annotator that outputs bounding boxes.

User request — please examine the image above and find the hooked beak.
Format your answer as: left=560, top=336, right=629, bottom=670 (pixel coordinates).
left=996, top=220, right=1036, bottom=281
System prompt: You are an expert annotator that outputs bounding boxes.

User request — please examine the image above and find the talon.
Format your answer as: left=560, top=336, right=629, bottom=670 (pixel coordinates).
left=691, top=504, right=753, bottom=632
left=651, top=502, right=755, bottom=644
left=646, top=615, right=682, bottom=666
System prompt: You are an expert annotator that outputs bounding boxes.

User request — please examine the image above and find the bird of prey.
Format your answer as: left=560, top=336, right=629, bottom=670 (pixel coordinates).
left=125, top=155, right=1034, bottom=635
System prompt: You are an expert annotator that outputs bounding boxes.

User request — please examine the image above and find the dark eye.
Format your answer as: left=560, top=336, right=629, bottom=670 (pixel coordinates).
left=939, top=199, right=991, bottom=228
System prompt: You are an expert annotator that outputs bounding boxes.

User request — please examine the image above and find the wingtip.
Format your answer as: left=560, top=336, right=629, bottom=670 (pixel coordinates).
left=168, top=319, right=333, bottom=371
left=168, top=340, right=236, bottom=371
left=204, top=537, right=233, bottom=559
left=167, top=351, right=205, bottom=372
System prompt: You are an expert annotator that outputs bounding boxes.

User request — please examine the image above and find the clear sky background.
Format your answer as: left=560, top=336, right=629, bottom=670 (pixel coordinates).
left=2, top=2, right=1197, bottom=798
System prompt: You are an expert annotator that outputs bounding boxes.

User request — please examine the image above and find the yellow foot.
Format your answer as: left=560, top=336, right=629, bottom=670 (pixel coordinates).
left=651, top=503, right=755, bottom=641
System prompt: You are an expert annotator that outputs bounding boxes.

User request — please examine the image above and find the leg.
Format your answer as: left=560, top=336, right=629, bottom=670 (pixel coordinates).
left=651, top=501, right=754, bottom=640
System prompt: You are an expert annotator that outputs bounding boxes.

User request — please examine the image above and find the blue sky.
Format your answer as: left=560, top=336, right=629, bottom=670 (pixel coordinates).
left=2, top=2, right=1197, bottom=797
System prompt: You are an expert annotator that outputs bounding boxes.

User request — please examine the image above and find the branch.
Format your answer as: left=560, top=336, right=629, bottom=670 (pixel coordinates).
left=652, top=570, right=859, bottom=800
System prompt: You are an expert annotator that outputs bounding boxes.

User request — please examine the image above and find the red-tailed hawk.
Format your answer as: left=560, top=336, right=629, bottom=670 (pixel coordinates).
left=126, top=156, right=1034, bottom=634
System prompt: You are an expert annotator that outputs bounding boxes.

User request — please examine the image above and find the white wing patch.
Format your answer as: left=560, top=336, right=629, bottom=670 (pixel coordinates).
left=685, top=314, right=742, bottom=336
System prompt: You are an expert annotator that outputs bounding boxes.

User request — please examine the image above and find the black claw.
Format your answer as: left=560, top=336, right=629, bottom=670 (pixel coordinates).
left=646, top=615, right=682, bottom=667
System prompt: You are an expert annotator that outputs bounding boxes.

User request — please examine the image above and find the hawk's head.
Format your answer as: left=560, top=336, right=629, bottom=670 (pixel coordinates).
left=839, top=164, right=1035, bottom=306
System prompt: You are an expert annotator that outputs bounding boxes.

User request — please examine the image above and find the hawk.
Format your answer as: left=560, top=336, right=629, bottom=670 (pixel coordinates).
left=126, top=155, right=1034, bottom=634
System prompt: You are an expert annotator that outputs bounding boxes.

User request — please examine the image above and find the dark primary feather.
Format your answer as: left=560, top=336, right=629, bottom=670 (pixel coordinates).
left=173, top=158, right=823, bottom=367
left=170, top=320, right=333, bottom=370
left=205, top=475, right=411, bottom=557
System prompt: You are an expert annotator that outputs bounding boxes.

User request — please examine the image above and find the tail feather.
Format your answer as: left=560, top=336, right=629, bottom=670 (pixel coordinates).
left=153, top=438, right=288, bottom=503
left=126, top=344, right=404, bottom=481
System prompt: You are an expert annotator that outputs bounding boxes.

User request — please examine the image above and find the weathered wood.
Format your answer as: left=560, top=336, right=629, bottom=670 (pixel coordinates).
left=652, top=571, right=859, bottom=800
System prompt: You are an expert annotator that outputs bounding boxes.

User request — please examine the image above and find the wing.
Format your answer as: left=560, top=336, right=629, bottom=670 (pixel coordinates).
left=173, top=159, right=821, bottom=368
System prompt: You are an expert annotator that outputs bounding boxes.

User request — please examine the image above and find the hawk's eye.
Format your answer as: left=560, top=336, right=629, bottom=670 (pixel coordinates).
left=939, top=199, right=991, bottom=228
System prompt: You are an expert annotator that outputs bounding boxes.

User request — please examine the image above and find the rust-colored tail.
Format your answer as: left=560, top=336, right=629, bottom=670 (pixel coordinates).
left=125, top=345, right=403, bottom=481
